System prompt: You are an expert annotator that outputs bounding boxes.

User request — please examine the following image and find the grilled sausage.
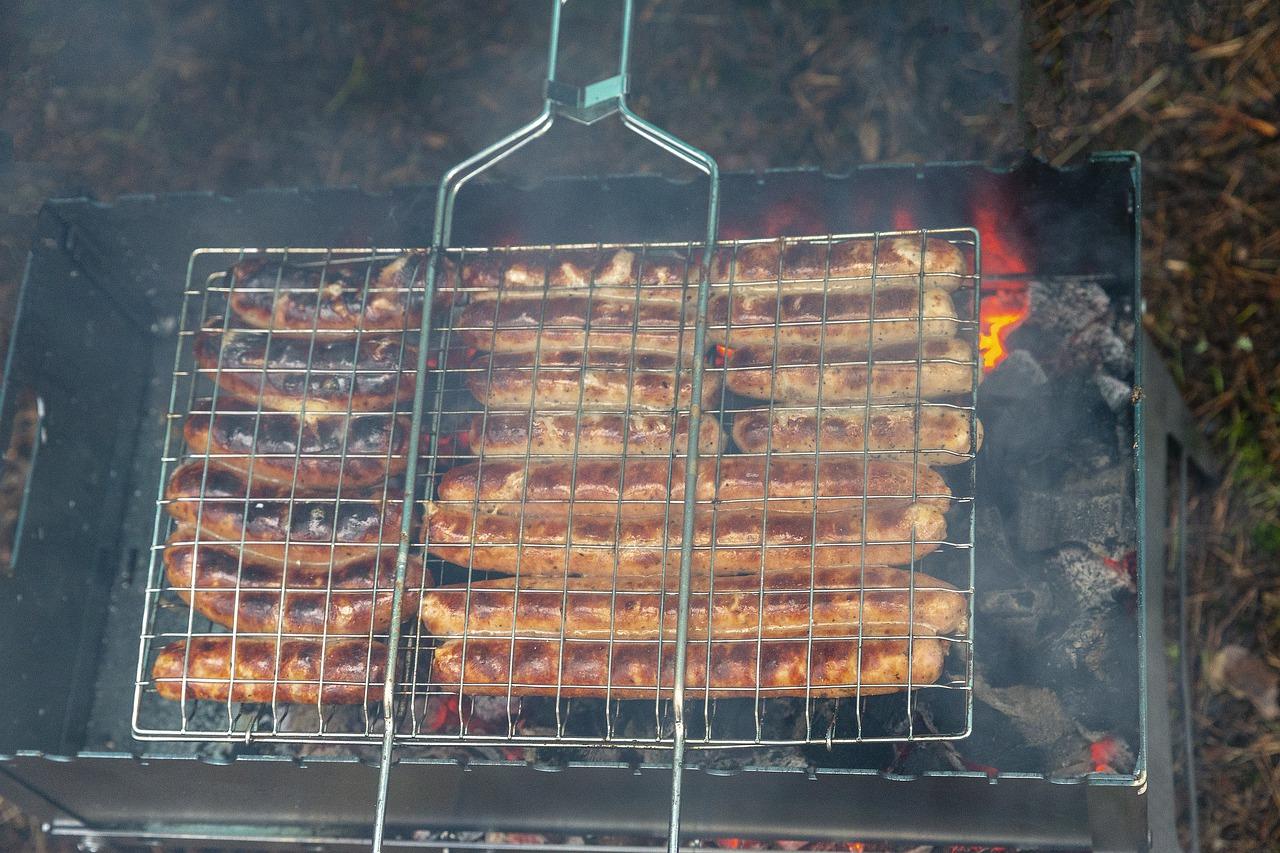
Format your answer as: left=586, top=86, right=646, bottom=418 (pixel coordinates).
left=709, top=236, right=967, bottom=290
left=164, top=528, right=429, bottom=635
left=164, top=461, right=405, bottom=570
left=429, top=634, right=948, bottom=698
left=422, top=500, right=945, bottom=575
left=227, top=254, right=430, bottom=335
left=461, top=247, right=694, bottom=303
left=708, top=287, right=959, bottom=350
left=194, top=320, right=417, bottom=413
left=455, top=294, right=699, bottom=357
left=420, top=565, right=966, bottom=641
left=465, top=349, right=722, bottom=411
left=467, top=412, right=725, bottom=458
left=725, top=339, right=976, bottom=404
left=152, top=637, right=386, bottom=704
left=184, top=398, right=412, bottom=490
left=436, top=457, right=950, bottom=516
left=730, top=404, right=982, bottom=465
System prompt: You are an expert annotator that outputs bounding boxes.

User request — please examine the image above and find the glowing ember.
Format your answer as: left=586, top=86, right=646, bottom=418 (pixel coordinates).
left=979, top=284, right=1030, bottom=372
left=891, top=206, right=916, bottom=232
left=1090, top=736, right=1123, bottom=773
left=713, top=344, right=735, bottom=367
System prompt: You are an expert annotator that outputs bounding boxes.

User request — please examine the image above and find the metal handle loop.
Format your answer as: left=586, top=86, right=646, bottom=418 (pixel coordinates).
left=372, top=2, right=720, bottom=850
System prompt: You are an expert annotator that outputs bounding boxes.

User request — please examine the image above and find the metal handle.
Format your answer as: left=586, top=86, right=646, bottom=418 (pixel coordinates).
left=371, top=3, right=720, bottom=850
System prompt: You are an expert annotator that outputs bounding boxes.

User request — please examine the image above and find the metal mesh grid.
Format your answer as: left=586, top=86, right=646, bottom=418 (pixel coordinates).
left=133, top=230, right=979, bottom=748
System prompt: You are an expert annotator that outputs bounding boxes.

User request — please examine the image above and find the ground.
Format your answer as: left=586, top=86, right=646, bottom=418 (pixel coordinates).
left=0, top=1, right=1277, bottom=849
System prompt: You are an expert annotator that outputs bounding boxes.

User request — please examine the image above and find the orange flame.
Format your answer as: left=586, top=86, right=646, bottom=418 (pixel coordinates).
left=971, top=184, right=1031, bottom=372
left=891, top=206, right=916, bottom=232
left=979, top=284, right=1030, bottom=372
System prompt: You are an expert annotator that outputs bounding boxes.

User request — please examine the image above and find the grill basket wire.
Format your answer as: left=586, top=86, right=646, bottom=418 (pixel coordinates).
left=132, top=229, right=979, bottom=749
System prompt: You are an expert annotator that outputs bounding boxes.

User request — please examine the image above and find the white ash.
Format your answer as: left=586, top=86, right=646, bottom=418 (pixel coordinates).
left=1075, top=323, right=1134, bottom=375
left=1028, top=278, right=1110, bottom=337
left=1049, top=545, right=1134, bottom=612
left=1094, top=373, right=1133, bottom=413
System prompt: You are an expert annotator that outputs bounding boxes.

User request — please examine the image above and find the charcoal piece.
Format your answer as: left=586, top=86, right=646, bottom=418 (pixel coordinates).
left=974, top=674, right=1074, bottom=749
left=1027, top=278, right=1109, bottom=337
left=978, top=582, right=1053, bottom=635
left=974, top=504, right=1020, bottom=585
left=1076, top=324, right=1133, bottom=375
left=1094, top=373, right=1132, bottom=413
left=1014, top=486, right=1134, bottom=552
left=978, top=348, right=1046, bottom=400
left=1048, top=544, right=1134, bottom=611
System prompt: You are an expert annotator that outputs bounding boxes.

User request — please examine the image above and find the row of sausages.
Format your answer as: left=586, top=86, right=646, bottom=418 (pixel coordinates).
left=152, top=237, right=976, bottom=706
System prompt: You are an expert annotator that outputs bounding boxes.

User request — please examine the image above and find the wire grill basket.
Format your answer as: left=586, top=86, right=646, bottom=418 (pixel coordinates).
left=133, top=231, right=979, bottom=750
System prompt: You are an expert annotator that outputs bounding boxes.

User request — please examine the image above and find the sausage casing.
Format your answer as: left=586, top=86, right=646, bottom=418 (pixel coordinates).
left=420, top=565, right=966, bottom=641
left=227, top=254, right=428, bottom=335
left=194, top=321, right=417, bottom=413
left=709, top=236, right=967, bottom=290
left=436, top=456, right=950, bottom=516
left=429, top=634, right=948, bottom=698
left=152, top=637, right=386, bottom=704
left=184, top=398, right=412, bottom=490
left=164, top=461, right=405, bottom=570
left=708, top=287, right=959, bottom=350
left=725, top=339, right=976, bottom=404
left=460, top=247, right=693, bottom=303
left=455, top=294, right=698, bottom=357
left=467, top=412, right=724, bottom=458
left=730, top=404, right=982, bottom=465
left=466, top=349, right=722, bottom=411
left=423, top=500, right=945, bottom=575
left=164, top=529, right=429, bottom=635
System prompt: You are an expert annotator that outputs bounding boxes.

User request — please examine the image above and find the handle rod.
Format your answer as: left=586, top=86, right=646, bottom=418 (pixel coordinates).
left=372, top=4, right=720, bottom=850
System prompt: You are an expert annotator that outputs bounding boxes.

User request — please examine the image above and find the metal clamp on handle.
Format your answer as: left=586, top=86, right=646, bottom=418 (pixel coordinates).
left=370, top=2, right=720, bottom=851
left=545, top=75, right=630, bottom=125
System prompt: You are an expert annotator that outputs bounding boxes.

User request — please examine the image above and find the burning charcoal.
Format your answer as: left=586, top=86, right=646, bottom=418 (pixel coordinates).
left=1094, top=373, right=1133, bottom=413
left=1049, top=545, right=1135, bottom=611
left=1207, top=644, right=1280, bottom=721
left=977, top=348, right=1046, bottom=400
left=1056, top=734, right=1136, bottom=776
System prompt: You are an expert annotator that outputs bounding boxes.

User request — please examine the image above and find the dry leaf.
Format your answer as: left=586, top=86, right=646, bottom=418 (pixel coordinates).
left=1207, top=644, right=1280, bottom=720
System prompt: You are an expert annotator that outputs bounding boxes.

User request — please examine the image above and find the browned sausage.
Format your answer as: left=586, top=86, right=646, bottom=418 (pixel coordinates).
left=184, top=398, right=412, bottom=491
left=709, top=236, right=967, bottom=290
left=460, top=247, right=694, bottom=303
left=164, top=461, right=405, bottom=570
left=455, top=294, right=699, bottom=357
left=226, top=254, right=432, bottom=334
left=429, top=634, right=948, bottom=698
left=730, top=404, right=982, bottom=465
left=708, top=287, right=959, bottom=350
left=422, top=500, right=945, bottom=575
left=194, top=320, right=417, bottom=413
left=465, top=349, right=723, bottom=411
left=152, top=637, right=386, bottom=704
left=420, top=565, right=966, bottom=641
left=467, top=412, right=725, bottom=458
left=164, top=528, right=430, bottom=635
left=725, top=339, right=976, bottom=404
left=435, top=457, right=950, bottom=516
